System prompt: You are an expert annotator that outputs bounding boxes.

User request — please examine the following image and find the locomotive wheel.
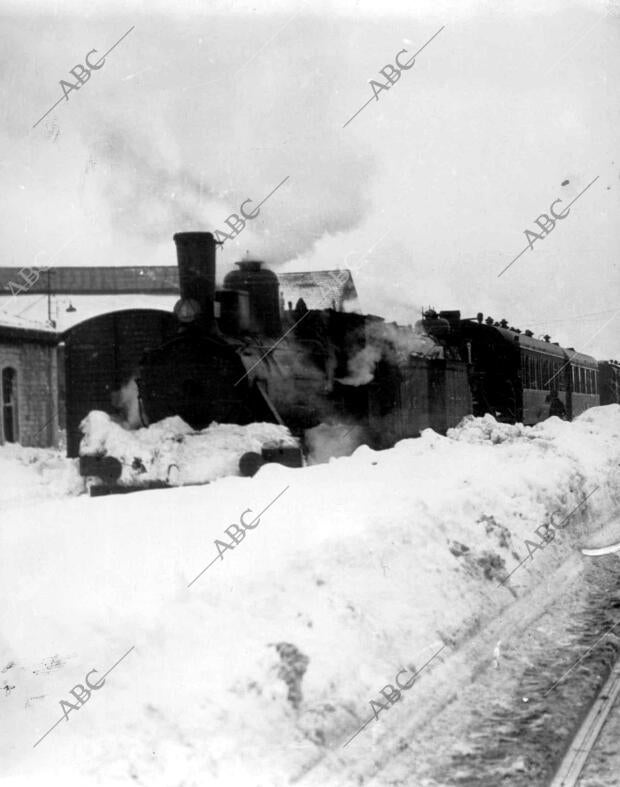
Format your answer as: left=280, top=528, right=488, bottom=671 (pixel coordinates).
left=239, top=451, right=266, bottom=477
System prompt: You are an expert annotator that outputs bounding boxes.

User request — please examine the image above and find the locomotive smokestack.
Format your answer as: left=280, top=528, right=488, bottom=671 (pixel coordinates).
left=173, top=232, right=217, bottom=330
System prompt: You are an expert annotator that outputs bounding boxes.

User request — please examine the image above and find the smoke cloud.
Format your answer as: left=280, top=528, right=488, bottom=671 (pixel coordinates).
left=2, top=5, right=617, bottom=361
left=336, top=320, right=441, bottom=387
left=110, top=377, right=143, bottom=429
left=336, top=344, right=382, bottom=386
left=304, top=422, right=367, bottom=465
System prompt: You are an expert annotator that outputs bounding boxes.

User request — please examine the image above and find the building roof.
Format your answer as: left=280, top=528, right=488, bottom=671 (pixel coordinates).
left=0, top=266, right=179, bottom=295
left=0, top=266, right=358, bottom=305
left=493, top=325, right=598, bottom=365
left=279, top=269, right=359, bottom=311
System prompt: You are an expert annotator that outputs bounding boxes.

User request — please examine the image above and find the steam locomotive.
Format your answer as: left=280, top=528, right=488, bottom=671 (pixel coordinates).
left=65, top=232, right=620, bottom=487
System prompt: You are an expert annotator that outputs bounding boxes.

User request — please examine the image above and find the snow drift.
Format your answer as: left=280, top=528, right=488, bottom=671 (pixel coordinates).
left=0, top=443, right=83, bottom=506
left=1, top=406, right=619, bottom=787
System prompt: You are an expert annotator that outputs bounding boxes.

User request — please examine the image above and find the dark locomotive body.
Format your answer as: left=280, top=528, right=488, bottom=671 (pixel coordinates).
left=135, top=233, right=473, bottom=450
left=62, top=232, right=620, bottom=484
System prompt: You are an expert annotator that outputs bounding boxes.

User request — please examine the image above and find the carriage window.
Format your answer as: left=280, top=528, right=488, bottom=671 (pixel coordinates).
left=1, top=367, right=18, bottom=443
left=526, top=356, right=532, bottom=388
left=539, top=356, right=545, bottom=389
left=523, top=354, right=531, bottom=388
left=594, top=370, right=598, bottom=395
left=525, top=355, right=531, bottom=389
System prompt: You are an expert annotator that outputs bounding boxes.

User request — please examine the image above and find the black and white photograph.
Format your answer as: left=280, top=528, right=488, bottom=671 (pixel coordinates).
left=1, top=0, right=620, bottom=784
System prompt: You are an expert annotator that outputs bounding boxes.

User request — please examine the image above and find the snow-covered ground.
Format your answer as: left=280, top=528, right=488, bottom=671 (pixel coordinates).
left=0, top=444, right=83, bottom=508
left=1, top=406, right=619, bottom=786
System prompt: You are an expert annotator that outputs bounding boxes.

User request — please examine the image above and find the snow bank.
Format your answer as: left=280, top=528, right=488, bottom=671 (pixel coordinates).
left=1, top=407, right=619, bottom=787
left=0, top=444, right=82, bottom=506
left=79, top=411, right=299, bottom=486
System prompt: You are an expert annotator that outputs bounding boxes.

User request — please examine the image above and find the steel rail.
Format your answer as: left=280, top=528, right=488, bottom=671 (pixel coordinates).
left=549, top=659, right=620, bottom=786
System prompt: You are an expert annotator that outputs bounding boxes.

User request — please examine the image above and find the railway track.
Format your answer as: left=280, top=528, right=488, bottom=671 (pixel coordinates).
left=549, top=657, right=620, bottom=787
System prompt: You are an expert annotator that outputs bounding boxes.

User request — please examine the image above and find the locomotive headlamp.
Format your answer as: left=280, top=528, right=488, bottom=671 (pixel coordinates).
left=173, top=297, right=202, bottom=323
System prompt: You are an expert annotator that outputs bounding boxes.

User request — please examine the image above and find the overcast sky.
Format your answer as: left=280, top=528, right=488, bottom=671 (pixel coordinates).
left=1, top=0, right=619, bottom=358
